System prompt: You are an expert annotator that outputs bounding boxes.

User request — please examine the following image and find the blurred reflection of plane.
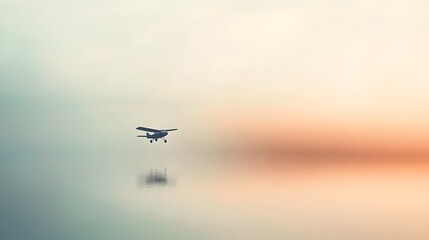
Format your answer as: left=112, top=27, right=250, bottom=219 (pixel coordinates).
left=138, top=168, right=168, bottom=186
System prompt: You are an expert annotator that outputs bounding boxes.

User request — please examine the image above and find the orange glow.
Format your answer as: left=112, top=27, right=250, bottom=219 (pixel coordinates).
left=201, top=158, right=429, bottom=209
left=212, top=110, right=429, bottom=158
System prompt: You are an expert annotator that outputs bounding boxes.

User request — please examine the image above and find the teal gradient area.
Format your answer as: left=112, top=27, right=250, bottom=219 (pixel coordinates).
left=0, top=156, right=204, bottom=240
left=2, top=0, right=429, bottom=239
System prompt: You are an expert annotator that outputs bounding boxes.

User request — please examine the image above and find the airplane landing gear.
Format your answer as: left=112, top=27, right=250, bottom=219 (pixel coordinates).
left=155, top=139, right=158, bottom=142
left=150, top=140, right=153, bottom=143
left=164, top=139, right=167, bottom=143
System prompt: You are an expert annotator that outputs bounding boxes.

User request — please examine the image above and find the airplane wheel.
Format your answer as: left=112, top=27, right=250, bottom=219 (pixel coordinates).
left=155, top=139, right=158, bottom=142
left=164, top=140, right=167, bottom=143
left=150, top=140, right=153, bottom=143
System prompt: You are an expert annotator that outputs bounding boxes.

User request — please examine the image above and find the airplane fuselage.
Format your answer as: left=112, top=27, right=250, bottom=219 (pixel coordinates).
left=147, top=131, right=168, bottom=139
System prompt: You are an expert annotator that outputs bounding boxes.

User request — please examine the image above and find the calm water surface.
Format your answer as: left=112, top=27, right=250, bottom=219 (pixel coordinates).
left=1, top=156, right=429, bottom=240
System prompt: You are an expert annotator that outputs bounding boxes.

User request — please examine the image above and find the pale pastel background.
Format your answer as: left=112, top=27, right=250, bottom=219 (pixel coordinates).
left=1, top=0, right=429, bottom=239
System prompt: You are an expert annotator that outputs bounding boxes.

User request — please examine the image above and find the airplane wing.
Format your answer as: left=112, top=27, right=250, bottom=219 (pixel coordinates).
left=161, top=129, right=178, bottom=132
left=136, top=127, right=161, bottom=132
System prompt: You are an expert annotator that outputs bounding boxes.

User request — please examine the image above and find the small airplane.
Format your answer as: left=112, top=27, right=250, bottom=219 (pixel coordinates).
left=136, top=126, right=178, bottom=143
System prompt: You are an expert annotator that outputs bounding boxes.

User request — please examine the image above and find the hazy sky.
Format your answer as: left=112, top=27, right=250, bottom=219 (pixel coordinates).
left=3, top=2, right=429, bottom=240
left=2, top=0, right=429, bottom=157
